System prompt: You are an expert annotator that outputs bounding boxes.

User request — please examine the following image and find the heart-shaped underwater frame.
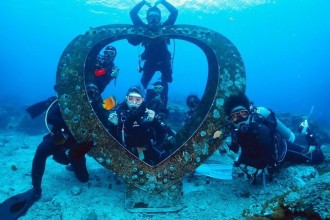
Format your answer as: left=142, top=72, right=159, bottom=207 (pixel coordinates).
left=56, top=24, right=246, bottom=212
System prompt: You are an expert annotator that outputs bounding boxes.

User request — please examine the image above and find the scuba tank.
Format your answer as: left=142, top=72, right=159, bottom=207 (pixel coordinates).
left=256, top=107, right=295, bottom=143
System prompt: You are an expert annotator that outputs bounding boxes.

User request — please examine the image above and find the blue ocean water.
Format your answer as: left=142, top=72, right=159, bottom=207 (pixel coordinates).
left=1, top=0, right=329, bottom=126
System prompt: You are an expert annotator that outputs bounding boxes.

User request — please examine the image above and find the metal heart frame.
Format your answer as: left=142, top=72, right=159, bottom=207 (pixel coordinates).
left=56, top=24, right=246, bottom=211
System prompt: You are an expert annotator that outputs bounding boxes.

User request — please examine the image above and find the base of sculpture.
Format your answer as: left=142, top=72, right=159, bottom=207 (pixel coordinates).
left=125, top=180, right=183, bottom=213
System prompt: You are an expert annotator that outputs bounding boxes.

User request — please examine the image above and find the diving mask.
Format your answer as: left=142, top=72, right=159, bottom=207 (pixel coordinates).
left=127, top=93, right=143, bottom=105
left=230, top=110, right=249, bottom=124
left=147, top=11, right=161, bottom=24
left=104, top=49, right=116, bottom=58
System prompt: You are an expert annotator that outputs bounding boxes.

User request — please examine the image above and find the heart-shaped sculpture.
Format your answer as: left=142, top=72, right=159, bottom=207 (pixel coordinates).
left=56, top=24, right=246, bottom=212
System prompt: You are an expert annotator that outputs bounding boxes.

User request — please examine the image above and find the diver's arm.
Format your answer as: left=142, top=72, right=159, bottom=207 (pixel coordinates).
left=219, top=136, right=238, bottom=161
left=110, top=64, right=119, bottom=79
left=160, top=0, right=178, bottom=26
left=86, top=84, right=112, bottom=127
left=130, top=1, right=148, bottom=26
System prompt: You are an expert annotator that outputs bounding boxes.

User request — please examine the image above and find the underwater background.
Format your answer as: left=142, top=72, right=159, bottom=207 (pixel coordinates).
left=1, top=1, right=330, bottom=219
left=1, top=0, right=330, bottom=126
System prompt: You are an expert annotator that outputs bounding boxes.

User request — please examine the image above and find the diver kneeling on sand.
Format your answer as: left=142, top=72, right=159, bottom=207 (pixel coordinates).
left=0, top=96, right=94, bottom=220
left=0, top=45, right=120, bottom=219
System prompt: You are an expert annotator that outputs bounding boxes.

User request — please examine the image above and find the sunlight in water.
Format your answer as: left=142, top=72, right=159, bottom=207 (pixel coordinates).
left=86, top=0, right=276, bottom=12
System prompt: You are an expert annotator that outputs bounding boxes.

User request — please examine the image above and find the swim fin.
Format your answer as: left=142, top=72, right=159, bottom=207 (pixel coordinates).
left=26, top=96, right=57, bottom=119
left=0, top=189, right=39, bottom=220
left=195, top=163, right=233, bottom=180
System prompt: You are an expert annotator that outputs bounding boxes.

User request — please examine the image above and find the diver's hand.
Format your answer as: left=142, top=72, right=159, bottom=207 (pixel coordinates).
left=145, top=108, right=155, bottom=122
left=307, top=145, right=316, bottom=154
left=219, top=142, right=235, bottom=159
left=108, top=112, right=118, bottom=125
left=155, top=0, right=165, bottom=5
left=219, top=142, right=229, bottom=154
left=111, top=67, right=119, bottom=77
left=143, top=0, right=151, bottom=7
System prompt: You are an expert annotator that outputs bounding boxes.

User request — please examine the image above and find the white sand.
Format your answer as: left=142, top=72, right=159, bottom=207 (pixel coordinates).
left=0, top=130, right=328, bottom=219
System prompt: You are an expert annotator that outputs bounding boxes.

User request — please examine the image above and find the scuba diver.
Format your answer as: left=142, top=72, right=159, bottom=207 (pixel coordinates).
left=128, top=0, right=178, bottom=104
left=85, top=45, right=119, bottom=122
left=145, top=81, right=169, bottom=118
left=91, top=45, right=119, bottom=89
left=219, top=93, right=324, bottom=184
left=0, top=98, right=94, bottom=220
left=144, top=81, right=175, bottom=150
left=182, top=94, right=201, bottom=126
left=0, top=46, right=119, bottom=219
left=108, top=86, right=174, bottom=166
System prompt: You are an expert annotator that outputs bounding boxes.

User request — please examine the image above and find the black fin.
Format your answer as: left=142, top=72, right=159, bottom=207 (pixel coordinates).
left=0, top=189, right=38, bottom=220
left=26, top=96, right=57, bottom=119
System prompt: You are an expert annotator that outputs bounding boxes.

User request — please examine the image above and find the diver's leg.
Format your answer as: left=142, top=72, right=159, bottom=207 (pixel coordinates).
left=31, top=134, right=55, bottom=196
left=52, top=148, right=70, bottom=165
left=160, top=59, right=173, bottom=83
left=141, top=61, right=155, bottom=89
left=285, top=142, right=324, bottom=164
left=161, top=82, right=169, bottom=108
left=143, top=146, right=160, bottom=166
left=160, top=60, right=172, bottom=107
left=285, top=142, right=311, bottom=164
left=308, top=146, right=325, bottom=164
left=69, top=154, right=89, bottom=182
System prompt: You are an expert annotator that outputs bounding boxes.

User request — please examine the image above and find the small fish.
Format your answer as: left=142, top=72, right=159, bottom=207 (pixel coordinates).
left=102, top=96, right=117, bottom=110
left=213, top=130, right=223, bottom=139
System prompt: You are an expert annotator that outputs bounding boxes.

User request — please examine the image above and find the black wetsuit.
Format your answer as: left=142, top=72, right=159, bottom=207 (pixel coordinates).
left=85, top=57, right=118, bottom=125
left=32, top=104, right=91, bottom=191
left=32, top=59, right=117, bottom=191
left=229, top=112, right=324, bottom=170
left=183, top=107, right=198, bottom=127
left=128, top=1, right=178, bottom=97
left=91, top=56, right=117, bottom=92
left=145, top=88, right=169, bottom=116
left=109, top=102, right=170, bottom=165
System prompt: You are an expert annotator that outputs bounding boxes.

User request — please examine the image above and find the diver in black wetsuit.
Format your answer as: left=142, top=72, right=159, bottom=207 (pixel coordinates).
left=145, top=81, right=169, bottom=117
left=89, top=45, right=119, bottom=93
left=182, top=94, right=201, bottom=126
left=85, top=45, right=119, bottom=122
left=128, top=0, right=178, bottom=106
left=0, top=46, right=119, bottom=219
left=220, top=93, right=325, bottom=183
left=32, top=45, right=119, bottom=196
left=108, top=86, right=174, bottom=166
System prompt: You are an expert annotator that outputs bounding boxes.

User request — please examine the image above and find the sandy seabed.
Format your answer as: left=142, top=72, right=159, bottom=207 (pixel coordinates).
left=0, top=130, right=329, bottom=220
